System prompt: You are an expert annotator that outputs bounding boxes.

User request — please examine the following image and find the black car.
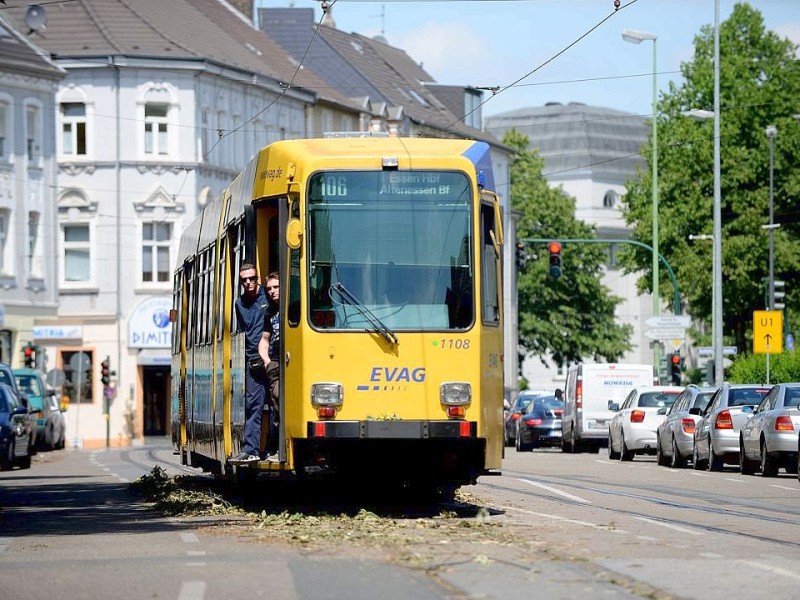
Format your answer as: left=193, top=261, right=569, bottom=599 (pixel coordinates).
left=515, top=396, right=564, bottom=451
left=0, top=383, right=34, bottom=470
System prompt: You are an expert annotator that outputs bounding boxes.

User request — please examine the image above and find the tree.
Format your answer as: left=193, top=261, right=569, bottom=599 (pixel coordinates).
left=506, top=130, right=632, bottom=367
left=622, top=3, right=800, bottom=353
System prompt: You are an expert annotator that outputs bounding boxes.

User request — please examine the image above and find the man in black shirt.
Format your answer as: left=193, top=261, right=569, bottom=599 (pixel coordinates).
left=232, top=263, right=269, bottom=463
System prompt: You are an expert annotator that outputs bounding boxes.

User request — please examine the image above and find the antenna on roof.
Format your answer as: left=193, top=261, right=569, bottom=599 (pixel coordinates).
left=25, top=4, right=48, bottom=35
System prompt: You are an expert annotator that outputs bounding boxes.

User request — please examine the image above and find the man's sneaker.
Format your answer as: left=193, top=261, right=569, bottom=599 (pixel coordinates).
left=230, top=452, right=259, bottom=464
left=264, top=452, right=280, bottom=462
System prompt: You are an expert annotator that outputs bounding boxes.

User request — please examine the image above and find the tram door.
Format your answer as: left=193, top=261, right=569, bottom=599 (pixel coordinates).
left=143, top=366, right=170, bottom=436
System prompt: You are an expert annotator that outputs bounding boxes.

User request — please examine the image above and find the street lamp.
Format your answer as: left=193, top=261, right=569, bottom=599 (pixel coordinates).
left=765, top=125, right=777, bottom=310
left=622, top=28, right=660, bottom=377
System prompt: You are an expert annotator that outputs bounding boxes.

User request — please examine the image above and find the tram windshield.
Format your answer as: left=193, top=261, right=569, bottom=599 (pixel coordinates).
left=308, top=170, right=473, bottom=331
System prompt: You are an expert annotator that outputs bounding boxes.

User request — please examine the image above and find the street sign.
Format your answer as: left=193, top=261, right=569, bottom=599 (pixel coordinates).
left=753, top=310, right=783, bottom=354
left=697, top=346, right=738, bottom=357
left=644, top=327, right=686, bottom=341
left=667, top=339, right=684, bottom=351
left=645, top=315, right=691, bottom=329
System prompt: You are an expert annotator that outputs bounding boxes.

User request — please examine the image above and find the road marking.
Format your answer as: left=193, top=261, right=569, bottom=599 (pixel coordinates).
left=689, top=471, right=709, bottom=477
left=0, top=538, right=11, bottom=555
left=699, top=552, right=724, bottom=558
left=636, top=535, right=660, bottom=542
left=595, top=460, right=613, bottom=465
left=724, top=478, right=746, bottom=483
left=746, top=561, right=800, bottom=581
left=516, top=478, right=591, bottom=504
left=180, top=533, right=199, bottom=544
left=187, top=562, right=207, bottom=567
left=633, top=516, right=701, bottom=536
left=769, top=484, right=797, bottom=491
left=500, top=505, right=623, bottom=531
left=178, top=581, right=206, bottom=600
left=187, top=551, right=206, bottom=557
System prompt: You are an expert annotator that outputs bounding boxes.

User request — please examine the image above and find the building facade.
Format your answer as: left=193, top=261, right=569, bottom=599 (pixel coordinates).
left=0, top=15, right=63, bottom=368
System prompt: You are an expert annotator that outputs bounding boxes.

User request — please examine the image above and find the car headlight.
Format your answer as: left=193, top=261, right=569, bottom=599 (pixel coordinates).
left=440, top=382, right=471, bottom=406
left=311, top=383, right=343, bottom=407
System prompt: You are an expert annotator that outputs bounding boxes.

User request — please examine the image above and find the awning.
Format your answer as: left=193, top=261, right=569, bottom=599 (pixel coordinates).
left=137, top=348, right=171, bottom=366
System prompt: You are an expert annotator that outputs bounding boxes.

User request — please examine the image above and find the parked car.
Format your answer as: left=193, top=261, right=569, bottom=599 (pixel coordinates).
left=656, top=385, right=715, bottom=468
left=1, top=362, right=36, bottom=456
left=504, top=390, right=548, bottom=446
left=608, top=386, right=682, bottom=461
left=0, top=383, right=34, bottom=470
left=693, top=383, right=770, bottom=471
left=739, top=383, right=800, bottom=476
left=13, top=368, right=66, bottom=450
left=515, top=395, right=564, bottom=451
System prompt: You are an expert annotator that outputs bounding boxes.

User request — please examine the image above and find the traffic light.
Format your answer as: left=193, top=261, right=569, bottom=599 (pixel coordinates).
left=548, top=240, right=562, bottom=279
left=515, top=242, right=527, bottom=270
left=22, top=343, right=35, bottom=368
left=773, top=280, right=785, bottom=310
left=101, top=356, right=111, bottom=387
left=669, top=353, right=682, bottom=385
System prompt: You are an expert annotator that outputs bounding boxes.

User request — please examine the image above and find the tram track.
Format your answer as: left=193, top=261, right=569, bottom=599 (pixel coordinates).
left=477, top=467, right=800, bottom=550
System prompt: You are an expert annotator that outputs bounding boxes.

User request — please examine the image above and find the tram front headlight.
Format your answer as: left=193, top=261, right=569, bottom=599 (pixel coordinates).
left=311, top=383, right=343, bottom=407
left=440, top=382, right=471, bottom=406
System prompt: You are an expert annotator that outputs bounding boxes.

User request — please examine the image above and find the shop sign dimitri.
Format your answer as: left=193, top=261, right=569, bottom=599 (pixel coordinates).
left=128, top=296, right=172, bottom=348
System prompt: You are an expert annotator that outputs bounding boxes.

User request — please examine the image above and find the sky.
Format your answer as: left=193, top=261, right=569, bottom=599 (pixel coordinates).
left=256, top=0, right=800, bottom=121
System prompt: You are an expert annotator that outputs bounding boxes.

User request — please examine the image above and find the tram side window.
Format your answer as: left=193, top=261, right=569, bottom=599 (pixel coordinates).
left=172, top=269, right=182, bottom=354
left=197, top=252, right=207, bottom=346
left=480, top=203, right=500, bottom=325
left=185, top=261, right=196, bottom=349
left=230, top=219, right=246, bottom=334
left=217, top=236, right=227, bottom=342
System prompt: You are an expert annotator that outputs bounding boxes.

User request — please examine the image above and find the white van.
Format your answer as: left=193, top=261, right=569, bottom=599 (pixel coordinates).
left=561, top=363, right=657, bottom=453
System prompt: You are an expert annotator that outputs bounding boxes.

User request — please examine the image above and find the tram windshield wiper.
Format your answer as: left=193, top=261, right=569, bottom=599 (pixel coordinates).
left=330, top=282, right=399, bottom=346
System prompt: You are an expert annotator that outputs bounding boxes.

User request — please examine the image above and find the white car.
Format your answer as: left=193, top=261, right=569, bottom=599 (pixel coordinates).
left=608, top=386, right=682, bottom=461
left=739, top=383, right=800, bottom=476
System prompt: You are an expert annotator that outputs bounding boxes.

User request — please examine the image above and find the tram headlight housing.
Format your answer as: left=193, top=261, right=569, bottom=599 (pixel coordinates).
left=311, top=383, right=343, bottom=407
left=440, top=382, right=471, bottom=406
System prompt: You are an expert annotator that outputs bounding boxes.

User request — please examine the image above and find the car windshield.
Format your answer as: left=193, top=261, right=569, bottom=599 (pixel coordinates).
left=532, top=397, right=564, bottom=416
left=15, top=374, right=42, bottom=397
left=638, top=391, right=679, bottom=408
left=729, top=388, right=770, bottom=407
left=514, top=395, right=539, bottom=412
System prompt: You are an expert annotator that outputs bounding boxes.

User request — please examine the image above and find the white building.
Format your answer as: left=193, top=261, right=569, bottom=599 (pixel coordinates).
left=0, top=14, right=63, bottom=367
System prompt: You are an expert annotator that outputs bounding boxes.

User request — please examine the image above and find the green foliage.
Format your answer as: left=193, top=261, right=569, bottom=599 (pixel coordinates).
left=621, top=3, right=800, bottom=352
left=728, top=351, right=800, bottom=384
left=506, top=130, right=632, bottom=366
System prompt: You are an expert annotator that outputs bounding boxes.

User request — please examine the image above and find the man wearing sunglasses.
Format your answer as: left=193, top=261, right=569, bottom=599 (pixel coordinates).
left=232, top=262, right=269, bottom=463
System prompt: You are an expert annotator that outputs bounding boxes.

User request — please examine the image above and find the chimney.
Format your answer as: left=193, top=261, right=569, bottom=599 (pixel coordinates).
left=228, top=0, right=254, bottom=22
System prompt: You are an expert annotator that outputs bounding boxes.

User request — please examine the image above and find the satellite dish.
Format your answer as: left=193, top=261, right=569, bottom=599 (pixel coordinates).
left=25, top=5, right=48, bottom=34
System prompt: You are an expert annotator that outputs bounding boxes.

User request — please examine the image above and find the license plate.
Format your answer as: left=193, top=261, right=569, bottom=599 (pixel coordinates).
left=549, top=430, right=562, bottom=437
left=589, top=419, right=607, bottom=429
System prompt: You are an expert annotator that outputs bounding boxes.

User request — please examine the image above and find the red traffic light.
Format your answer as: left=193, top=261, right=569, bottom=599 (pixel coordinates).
left=24, top=347, right=34, bottom=357
left=670, top=354, right=681, bottom=365
left=548, top=241, right=562, bottom=254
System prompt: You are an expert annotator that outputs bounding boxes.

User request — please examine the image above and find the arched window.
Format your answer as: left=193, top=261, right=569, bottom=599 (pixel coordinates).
left=603, top=189, right=619, bottom=208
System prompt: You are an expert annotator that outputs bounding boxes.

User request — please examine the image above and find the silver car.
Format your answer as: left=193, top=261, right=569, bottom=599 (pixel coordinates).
left=608, top=386, right=682, bottom=461
left=693, top=383, right=770, bottom=471
left=739, top=383, right=800, bottom=476
left=656, top=385, right=715, bottom=468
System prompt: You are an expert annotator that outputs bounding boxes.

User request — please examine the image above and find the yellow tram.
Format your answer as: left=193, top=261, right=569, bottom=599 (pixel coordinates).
left=171, top=136, right=504, bottom=491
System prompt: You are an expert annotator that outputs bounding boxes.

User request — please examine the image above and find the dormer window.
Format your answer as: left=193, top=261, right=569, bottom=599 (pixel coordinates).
left=603, top=190, right=619, bottom=208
